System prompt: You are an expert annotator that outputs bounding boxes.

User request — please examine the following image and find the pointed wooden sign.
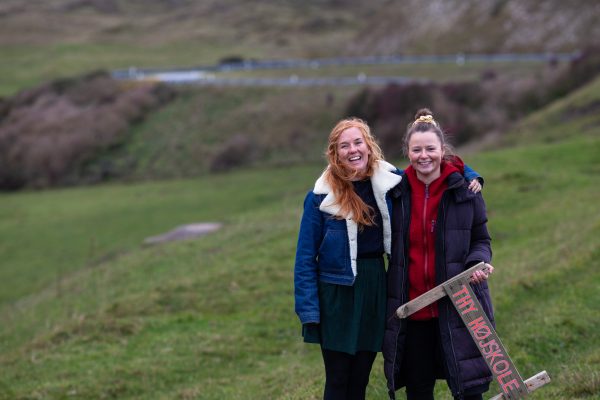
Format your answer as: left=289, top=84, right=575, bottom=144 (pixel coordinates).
left=396, top=263, right=550, bottom=399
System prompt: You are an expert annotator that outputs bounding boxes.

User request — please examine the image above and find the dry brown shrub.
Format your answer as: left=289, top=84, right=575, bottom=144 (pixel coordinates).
left=345, top=82, right=490, bottom=158
left=345, top=50, right=600, bottom=155
left=209, top=134, right=262, bottom=173
left=0, top=71, right=175, bottom=190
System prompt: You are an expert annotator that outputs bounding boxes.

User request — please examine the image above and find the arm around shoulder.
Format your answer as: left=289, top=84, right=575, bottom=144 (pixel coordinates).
left=464, top=164, right=484, bottom=186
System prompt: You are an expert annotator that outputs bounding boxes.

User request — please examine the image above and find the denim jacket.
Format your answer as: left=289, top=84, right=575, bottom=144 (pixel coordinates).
left=294, top=160, right=402, bottom=324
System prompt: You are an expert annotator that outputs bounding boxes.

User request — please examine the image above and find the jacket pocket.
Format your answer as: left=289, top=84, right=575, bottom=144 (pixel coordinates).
left=318, top=229, right=349, bottom=273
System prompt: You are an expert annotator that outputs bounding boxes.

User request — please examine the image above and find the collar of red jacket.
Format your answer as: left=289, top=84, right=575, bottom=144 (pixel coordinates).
left=405, top=159, right=461, bottom=189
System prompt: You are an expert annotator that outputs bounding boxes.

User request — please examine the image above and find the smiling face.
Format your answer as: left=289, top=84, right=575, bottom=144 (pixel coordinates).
left=408, top=130, right=445, bottom=184
left=337, top=127, right=371, bottom=179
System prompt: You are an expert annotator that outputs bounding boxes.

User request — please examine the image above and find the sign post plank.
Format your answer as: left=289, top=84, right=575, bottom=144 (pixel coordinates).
left=396, top=262, right=491, bottom=319
left=489, top=371, right=551, bottom=400
left=394, top=262, right=551, bottom=399
left=444, top=280, right=527, bottom=399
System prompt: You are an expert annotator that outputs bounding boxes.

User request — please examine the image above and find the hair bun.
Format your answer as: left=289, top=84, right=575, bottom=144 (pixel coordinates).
left=414, top=108, right=434, bottom=120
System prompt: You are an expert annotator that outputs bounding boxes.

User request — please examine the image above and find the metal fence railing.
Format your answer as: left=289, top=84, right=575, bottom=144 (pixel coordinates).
left=112, top=52, right=580, bottom=86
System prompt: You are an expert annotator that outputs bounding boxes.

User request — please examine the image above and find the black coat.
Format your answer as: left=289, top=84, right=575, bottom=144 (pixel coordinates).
left=383, top=172, right=494, bottom=399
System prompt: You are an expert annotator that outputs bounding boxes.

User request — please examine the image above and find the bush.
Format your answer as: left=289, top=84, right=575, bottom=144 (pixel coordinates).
left=209, top=134, right=262, bottom=173
left=344, top=49, right=600, bottom=154
left=0, top=71, right=176, bottom=190
left=219, top=55, right=245, bottom=65
left=344, top=81, right=489, bottom=158
left=483, top=46, right=600, bottom=119
left=547, top=46, right=600, bottom=100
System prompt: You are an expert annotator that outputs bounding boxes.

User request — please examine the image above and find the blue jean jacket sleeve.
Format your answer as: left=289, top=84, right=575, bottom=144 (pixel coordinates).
left=464, top=164, right=484, bottom=185
left=294, top=191, right=322, bottom=324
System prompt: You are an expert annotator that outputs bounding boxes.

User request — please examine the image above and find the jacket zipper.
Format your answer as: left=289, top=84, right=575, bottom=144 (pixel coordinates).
left=402, top=197, right=408, bottom=309
left=423, top=184, right=435, bottom=318
left=440, top=195, right=463, bottom=398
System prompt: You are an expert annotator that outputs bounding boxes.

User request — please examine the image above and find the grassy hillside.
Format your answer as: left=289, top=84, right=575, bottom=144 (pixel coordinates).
left=97, top=85, right=359, bottom=179
left=2, top=0, right=596, bottom=192
left=0, top=0, right=364, bottom=97
left=1, top=0, right=596, bottom=97
left=0, top=79, right=599, bottom=398
left=498, top=74, right=600, bottom=145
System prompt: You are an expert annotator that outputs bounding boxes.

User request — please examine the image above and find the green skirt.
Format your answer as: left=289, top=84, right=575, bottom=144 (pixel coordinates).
left=304, top=257, right=387, bottom=355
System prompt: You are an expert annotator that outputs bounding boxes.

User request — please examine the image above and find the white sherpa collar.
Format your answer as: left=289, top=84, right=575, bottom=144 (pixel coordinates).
left=313, top=160, right=402, bottom=276
left=314, top=160, right=401, bottom=218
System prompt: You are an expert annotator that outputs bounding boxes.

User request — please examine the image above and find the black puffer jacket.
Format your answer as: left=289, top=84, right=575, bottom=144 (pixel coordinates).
left=383, top=172, right=494, bottom=399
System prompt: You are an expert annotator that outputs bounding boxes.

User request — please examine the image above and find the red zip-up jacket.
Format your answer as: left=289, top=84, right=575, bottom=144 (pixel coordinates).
left=405, top=160, right=462, bottom=320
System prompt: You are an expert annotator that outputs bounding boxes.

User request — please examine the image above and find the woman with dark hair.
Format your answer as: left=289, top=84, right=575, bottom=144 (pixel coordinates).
left=383, top=109, right=495, bottom=400
left=294, top=117, right=483, bottom=400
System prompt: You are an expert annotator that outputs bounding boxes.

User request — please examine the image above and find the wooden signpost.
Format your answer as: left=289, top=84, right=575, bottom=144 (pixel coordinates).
left=396, top=262, right=551, bottom=399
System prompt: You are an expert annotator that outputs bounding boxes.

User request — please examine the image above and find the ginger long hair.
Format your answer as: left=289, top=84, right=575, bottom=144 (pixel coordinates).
left=323, top=118, right=384, bottom=227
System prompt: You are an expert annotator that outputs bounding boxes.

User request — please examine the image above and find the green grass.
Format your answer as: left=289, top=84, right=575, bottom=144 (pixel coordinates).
left=0, top=132, right=599, bottom=398
left=0, top=41, right=551, bottom=98
left=0, top=0, right=592, bottom=99
left=1, top=2, right=598, bottom=397
left=95, top=85, right=359, bottom=180
left=1, top=75, right=600, bottom=399
left=0, top=41, right=256, bottom=97
left=466, top=138, right=600, bottom=398
left=84, top=61, right=552, bottom=182
left=0, top=164, right=323, bottom=306
left=498, top=74, right=600, bottom=146
left=0, top=162, right=326, bottom=399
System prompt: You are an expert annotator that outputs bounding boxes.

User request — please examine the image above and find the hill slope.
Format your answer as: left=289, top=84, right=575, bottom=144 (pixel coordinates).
left=498, top=74, right=600, bottom=145
left=0, top=78, right=599, bottom=398
left=0, top=0, right=597, bottom=96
